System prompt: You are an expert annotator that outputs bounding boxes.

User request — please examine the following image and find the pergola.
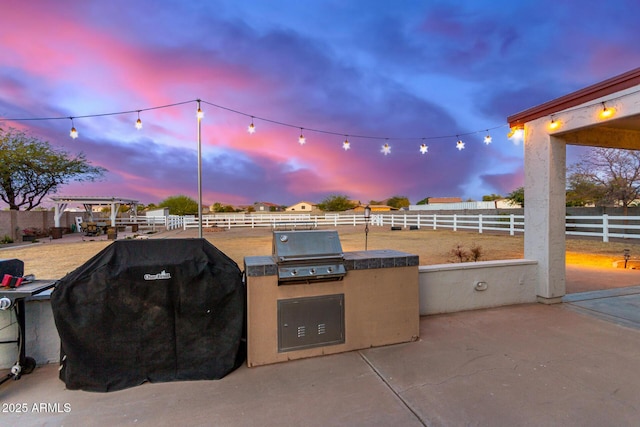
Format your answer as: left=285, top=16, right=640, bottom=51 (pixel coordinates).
left=50, top=196, right=139, bottom=228
left=507, top=67, right=640, bottom=303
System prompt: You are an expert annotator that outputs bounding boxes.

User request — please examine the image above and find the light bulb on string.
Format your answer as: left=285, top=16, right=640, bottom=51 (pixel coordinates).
left=507, top=125, right=524, bottom=139
left=196, top=101, right=204, bottom=119
left=248, top=117, right=255, bottom=134
left=381, top=141, right=391, bottom=155
left=419, top=139, right=428, bottom=154
left=456, top=136, right=465, bottom=151
left=342, top=136, right=350, bottom=150
left=298, top=128, right=306, bottom=145
left=69, top=117, right=78, bottom=139
left=600, top=102, right=614, bottom=119
left=135, top=111, right=142, bottom=130
left=483, top=131, right=492, bottom=144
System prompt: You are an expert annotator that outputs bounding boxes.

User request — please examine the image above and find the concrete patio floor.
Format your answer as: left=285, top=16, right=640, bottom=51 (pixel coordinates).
left=4, top=273, right=640, bottom=427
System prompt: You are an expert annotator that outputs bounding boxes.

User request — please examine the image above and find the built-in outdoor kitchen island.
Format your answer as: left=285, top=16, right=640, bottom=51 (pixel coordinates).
left=244, top=230, right=420, bottom=367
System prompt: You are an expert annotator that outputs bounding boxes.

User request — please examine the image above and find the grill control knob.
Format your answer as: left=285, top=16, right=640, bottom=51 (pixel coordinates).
left=310, top=268, right=316, bottom=275
left=291, top=269, right=298, bottom=276
left=327, top=267, right=333, bottom=273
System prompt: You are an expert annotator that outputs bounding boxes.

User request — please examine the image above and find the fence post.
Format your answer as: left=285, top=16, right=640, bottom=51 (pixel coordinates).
left=478, top=214, right=483, bottom=234
left=403, top=213, right=407, bottom=228
left=417, top=213, right=420, bottom=229
left=453, top=214, right=457, bottom=231
left=510, top=214, right=515, bottom=236
left=603, top=214, right=609, bottom=242
left=433, top=214, right=437, bottom=230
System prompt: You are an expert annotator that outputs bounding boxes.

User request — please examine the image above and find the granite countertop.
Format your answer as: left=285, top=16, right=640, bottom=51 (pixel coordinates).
left=244, top=250, right=418, bottom=277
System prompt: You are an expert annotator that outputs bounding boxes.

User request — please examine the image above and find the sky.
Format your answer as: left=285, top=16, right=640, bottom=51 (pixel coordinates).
left=1, top=0, right=640, bottom=208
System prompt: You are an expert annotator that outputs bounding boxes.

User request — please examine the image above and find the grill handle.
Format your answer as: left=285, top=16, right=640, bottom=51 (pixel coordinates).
left=277, top=254, right=344, bottom=263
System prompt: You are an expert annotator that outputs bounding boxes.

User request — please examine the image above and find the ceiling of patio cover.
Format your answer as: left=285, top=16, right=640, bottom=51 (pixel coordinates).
left=51, top=239, right=245, bottom=392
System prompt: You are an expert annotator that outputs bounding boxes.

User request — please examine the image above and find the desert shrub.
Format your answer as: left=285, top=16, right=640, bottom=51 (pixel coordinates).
left=469, top=243, right=483, bottom=261
left=449, top=243, right=483, bottom=262
left=450, top=244, right=469, bottom=262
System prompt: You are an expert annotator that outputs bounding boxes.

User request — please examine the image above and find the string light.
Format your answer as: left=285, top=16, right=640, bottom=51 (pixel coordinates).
left=69, top=117, right=78, bottom=139
left=135, top=111, right=142, bottom=130
left=6, top=83, right=640, bottom=159
left=456, top=136, right=465, bottom=151
left=342, top=136, right=350, bottom=150
left=2, top=97, right=514, bottom=156
left=420, top=139, right=428, bottom=154
left=600, top=102, right=614, bottom=119
left=507, top=125, right=524, bottom=139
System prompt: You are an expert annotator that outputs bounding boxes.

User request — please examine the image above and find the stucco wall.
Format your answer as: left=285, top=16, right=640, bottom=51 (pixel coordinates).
left=419, top=260, right=538, bottom=315
left=0, top=211, right=87, bottom=242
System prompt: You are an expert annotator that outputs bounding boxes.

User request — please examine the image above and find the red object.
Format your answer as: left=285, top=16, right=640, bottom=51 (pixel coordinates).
left=1, top=274, right=23, bottom=288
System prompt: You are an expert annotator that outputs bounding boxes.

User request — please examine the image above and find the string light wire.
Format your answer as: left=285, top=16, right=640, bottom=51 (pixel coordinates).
left=4, top=84, right=640, bottom=146
left=1, top=98, right=508, bottom=148
left=10, top=89, right=633, bottom=149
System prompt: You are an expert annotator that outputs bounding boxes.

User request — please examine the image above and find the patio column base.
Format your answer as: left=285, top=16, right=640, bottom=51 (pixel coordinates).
left=537, top=295, right=563, bottom=305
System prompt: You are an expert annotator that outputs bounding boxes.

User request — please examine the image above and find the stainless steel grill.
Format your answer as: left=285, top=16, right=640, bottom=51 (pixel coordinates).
left=272, top=230, right=346, bottom=285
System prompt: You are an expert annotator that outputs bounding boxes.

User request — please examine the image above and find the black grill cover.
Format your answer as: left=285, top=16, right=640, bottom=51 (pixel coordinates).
left=51, top=239, right=246, bottom=392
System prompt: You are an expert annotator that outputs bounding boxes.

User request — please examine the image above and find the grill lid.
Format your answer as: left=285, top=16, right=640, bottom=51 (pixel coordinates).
left=272, top=230, right=346, bottom=284
left=272, top=230, right=343, bottom=261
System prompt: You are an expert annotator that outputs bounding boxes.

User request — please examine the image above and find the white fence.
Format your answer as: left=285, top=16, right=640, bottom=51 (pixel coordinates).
left=115, top=213, right=640, bottom=242
left=115, top=215, right=184, bottom=230
left=178, top=213, right=526, bottom=235
left=565, top=214, right=640, bottom=242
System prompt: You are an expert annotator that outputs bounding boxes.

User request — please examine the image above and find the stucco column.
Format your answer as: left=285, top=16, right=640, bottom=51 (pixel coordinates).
left=524, top=123, right=566, bottom=303
left=53, top=202, right=67, bottom=227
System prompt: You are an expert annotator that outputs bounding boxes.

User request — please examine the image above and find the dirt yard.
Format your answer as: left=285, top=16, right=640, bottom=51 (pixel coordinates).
left=2, top=225, right=639, bottom=280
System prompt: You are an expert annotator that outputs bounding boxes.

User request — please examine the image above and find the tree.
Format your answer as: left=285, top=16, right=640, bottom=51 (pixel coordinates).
left=0, top=128, right=106, bottom=210
left=506, top=187, right=524, bottom=207
left=317, top=195, right=356, bottom=211
left=211, top=202, right=235, bottom=213
left=158, top=195, right=198, bottom=215
left=565, top=171, right=607, bottom=207
left=482, top=194, right=502, bottom=201
left=572, top=147, right=640, bottom=213
left=415, top=197, right=430, bottom=205
left=386, top=195, right=410, bottom=209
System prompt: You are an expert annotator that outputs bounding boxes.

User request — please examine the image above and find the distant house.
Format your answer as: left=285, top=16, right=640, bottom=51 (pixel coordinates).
left=254, top=202, right=283, bottom=212
left=353, top=204, right=397, bottom=212
left=427, top=197, right=462, bottom=204
left=286, top=201, right=317, bottom=212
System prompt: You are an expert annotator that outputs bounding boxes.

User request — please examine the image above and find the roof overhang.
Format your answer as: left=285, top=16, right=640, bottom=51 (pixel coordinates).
left=508, top=67, right=640, bottom=128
